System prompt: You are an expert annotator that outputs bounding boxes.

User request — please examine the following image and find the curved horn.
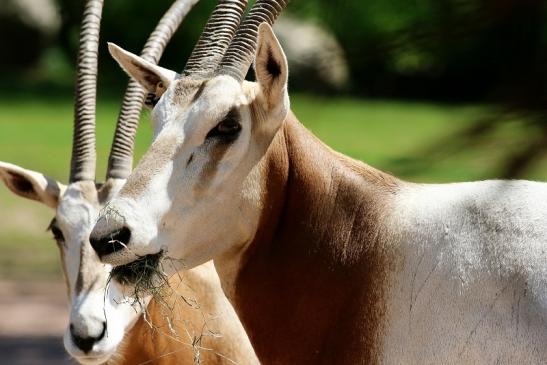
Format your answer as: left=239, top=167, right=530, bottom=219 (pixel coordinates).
left=69, top=0, right=104, bottom=182
left=217, top=0, right=288, bottom=82
left=106, top=0, right=199, bottom=180
left=182, top=0, right=247, bottom=79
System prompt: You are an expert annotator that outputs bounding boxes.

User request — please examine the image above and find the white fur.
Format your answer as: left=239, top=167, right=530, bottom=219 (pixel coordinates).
left=0, top=166, right=146, bottom=365
left=0, top=159, right=259, bottom=363
left=55, top=180, right=148, bottom=364
left=95, top=75, right=265, bottom=270
left=380, top=180, right=547, bottom=363
left=108, top=42, right=178, bottom=95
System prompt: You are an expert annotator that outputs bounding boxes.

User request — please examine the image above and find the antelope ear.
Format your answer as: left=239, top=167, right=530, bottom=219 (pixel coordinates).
left=0, top=162, right=66, bottom=209
left=254, top=23, right=288, bottom=109
left=108, top=43, right=178, bottom=108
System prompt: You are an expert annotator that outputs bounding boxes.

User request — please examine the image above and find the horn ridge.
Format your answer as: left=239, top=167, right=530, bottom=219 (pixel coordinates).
left=217, top=0, right=288, bottom=82
left=70, top=0, right=104, bottom=182
left=182, top=0, right=248, bottom=79
left=106, top=0, right=199, bottom=180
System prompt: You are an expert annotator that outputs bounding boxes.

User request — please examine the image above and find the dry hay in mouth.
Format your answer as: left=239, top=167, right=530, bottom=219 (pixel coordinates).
left=108, top=256, right=238, bottom=365
left=111, top=252, right=164, bottom=287
left=109, top=251, right=169, bottom=306
left=108, top=253, right=198, bottom=322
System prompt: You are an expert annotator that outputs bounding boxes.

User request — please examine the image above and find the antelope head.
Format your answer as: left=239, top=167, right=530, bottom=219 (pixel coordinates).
left=90, top=0, right=289, bottom=286
left=0, top=0, right=196, bottom=363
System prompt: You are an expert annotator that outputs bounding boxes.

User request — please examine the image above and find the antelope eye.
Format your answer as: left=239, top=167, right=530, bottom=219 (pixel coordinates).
left=50, top=225, right=65, bottom=242
left=217, top=119, right=241, bottom=134
left=206, top=108, right=241, bottom=142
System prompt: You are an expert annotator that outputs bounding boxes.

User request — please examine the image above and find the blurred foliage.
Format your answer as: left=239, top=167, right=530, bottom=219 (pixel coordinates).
left=52, top=0, right=217, bottom=95
left=3, top=0, right=547, bottom=175
left=289, top=0, right=547, bottom=103
left=2, top=0, right=546, bottom=103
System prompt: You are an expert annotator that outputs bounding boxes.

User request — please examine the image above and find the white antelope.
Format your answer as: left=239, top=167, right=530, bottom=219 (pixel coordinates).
left=90, top=0, right=547, bottom=363
left=0, top=0, right=258, bottom=364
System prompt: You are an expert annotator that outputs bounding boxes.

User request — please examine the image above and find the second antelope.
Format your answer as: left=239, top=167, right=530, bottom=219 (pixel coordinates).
left=0, top=0, right=257, bottom=364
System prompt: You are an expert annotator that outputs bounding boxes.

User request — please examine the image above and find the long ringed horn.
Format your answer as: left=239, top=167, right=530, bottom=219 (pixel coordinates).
left=106, top=0, right=199, bottom=180
left=181, top=0, right=248, bottom=79
left=217, top=0, right=289, bottom=82
left=69, top=0, right=104, bottom=183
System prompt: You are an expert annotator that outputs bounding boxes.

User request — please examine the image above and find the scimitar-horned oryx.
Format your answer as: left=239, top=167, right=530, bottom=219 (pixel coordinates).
left=0, top=0, right=257, bottom=364
left=90, top=0, right=547, bottom=363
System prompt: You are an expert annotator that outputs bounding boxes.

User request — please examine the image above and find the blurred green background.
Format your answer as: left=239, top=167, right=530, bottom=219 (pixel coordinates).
left=2, top=0, right=547, bottom=280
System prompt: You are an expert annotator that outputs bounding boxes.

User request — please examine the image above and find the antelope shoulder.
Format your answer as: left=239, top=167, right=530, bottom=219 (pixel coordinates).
left=380, top=180, right=547, bottom=363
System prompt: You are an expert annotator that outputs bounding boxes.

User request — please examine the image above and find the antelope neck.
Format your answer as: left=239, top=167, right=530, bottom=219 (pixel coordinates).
left=230, top=111, right=401, bottom=364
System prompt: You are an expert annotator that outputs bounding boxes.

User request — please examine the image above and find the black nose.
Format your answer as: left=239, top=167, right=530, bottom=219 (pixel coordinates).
left=90, top=226, right=131, bottom=258
left=70, top=322, right=106, bottom=354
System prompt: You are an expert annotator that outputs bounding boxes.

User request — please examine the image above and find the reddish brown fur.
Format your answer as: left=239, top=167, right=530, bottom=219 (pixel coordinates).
left=234, top=112, right=399, bottom=364
left=112, top=270, right=257, bottom=365
left=115, top=301, right=225, bottom=365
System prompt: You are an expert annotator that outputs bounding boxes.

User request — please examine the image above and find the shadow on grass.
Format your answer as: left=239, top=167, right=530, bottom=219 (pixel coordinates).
left=384, top=109, right=547, bottom=180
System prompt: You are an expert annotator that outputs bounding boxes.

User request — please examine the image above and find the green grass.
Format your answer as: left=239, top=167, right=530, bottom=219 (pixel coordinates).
left=1, top=94, right=546, bottom=279
left=292, top=96, right=547, bottom=182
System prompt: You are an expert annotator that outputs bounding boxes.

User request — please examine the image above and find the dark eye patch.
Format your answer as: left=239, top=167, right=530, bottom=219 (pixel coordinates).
left=206, top=108, right=241, bottom=144
left=47, top=218, right=65, bottom=243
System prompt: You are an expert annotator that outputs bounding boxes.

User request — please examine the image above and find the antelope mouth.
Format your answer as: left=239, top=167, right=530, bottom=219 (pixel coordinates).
left=110, top=251, right=164, bottom=287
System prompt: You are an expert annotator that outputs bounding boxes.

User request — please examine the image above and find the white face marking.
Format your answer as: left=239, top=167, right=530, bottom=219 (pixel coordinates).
left=54, top=180, right=149, bottom=364
left=94, top=75, right=289, bottom=274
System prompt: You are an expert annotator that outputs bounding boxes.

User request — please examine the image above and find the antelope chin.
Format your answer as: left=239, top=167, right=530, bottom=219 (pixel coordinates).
left=73, top=353, right=113, bottom=365
left=110, top=251, right=164, bottom=288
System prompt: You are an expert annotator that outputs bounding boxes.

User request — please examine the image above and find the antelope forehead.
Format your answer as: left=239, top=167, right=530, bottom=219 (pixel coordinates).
left=201, top=75, right=243, bottom=108
left=56, top=203, right=97, bottom=238
left=57, top=183, right=99, bottom=228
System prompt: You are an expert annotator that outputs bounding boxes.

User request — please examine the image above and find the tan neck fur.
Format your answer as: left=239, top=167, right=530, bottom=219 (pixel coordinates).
left=226, top=112, right=400, bottom=364
left=111, top=262, right=258, bottom=365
